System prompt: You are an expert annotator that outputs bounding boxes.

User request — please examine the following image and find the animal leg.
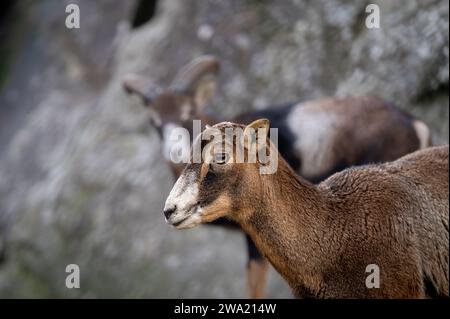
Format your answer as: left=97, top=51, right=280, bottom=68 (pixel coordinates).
left=245, top=233, right=269, bottom=298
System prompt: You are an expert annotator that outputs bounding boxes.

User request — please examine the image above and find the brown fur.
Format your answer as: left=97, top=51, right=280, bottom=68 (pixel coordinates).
left=172, top=121, right=448, bottom=298
left=247, top=259, right=269, bottom=299
left=250, top=147, right=448, bottom=298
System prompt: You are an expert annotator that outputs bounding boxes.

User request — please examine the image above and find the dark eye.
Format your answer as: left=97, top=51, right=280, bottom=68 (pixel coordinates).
left=213, top=153, right=229, bottom=165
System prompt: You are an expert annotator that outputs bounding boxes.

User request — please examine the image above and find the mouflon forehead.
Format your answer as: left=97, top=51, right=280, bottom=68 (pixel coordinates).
left=214, top=122, right=247, bottom=134
left=194, top=122, right=244, bottom=149
left=208, top=122, right=246, bottom=141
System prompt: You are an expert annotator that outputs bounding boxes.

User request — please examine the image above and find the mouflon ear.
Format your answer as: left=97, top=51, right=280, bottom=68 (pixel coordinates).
left=122, top=73, right=162, bottom=104
left=170, top=55, right=220, bottom=113
left=243, top=119, right=270, bottom=152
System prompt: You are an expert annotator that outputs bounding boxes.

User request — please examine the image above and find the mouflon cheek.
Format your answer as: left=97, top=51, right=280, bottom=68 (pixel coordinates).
left=197, top=168, right=224, bottom=207
left=197, top=167, right=241, bottom=215
left=198, top=194, right=232, bottom=223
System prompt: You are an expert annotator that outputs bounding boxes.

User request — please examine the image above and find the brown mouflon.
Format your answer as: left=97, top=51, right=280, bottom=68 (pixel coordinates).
left=164, top=119, right=448, bottom=298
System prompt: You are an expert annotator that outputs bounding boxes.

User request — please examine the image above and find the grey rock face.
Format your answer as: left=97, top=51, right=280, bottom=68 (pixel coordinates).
left=0, top=0, right=447, bottom=297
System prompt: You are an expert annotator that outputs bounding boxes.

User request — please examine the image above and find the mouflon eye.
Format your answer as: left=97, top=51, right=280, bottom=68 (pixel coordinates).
left=213, top=153, right=229, bottom=164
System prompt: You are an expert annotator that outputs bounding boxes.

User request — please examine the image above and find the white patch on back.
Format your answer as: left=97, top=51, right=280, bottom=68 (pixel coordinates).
left=412, top=120, right=431, bottom=149
left=286, top=103, right=340, bottom=178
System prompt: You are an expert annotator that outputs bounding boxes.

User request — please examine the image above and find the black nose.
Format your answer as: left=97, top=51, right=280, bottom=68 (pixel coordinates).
left=163, top=205, right=176, bottom=219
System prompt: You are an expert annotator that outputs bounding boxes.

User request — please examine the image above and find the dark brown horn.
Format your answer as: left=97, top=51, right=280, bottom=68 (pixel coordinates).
left=122, top=73, right=162, bottom=104
left=170, top=55, right=220, bottom=93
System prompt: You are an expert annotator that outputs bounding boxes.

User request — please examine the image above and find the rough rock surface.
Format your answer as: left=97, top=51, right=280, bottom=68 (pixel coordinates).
left=0, top=0, right=448, bottom=297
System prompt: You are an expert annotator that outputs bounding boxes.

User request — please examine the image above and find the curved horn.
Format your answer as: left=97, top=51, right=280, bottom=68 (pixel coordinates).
left=170, top=55, right=220, bottom=93
left=122, top=73, right=162, bottom=104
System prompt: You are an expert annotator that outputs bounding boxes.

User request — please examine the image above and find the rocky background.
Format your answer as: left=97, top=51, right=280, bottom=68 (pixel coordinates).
left=0, top=0, right=448, bottom=298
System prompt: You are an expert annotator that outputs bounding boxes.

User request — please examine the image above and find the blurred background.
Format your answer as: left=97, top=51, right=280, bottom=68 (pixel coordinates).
left=0, top=0, right=448, bottom=298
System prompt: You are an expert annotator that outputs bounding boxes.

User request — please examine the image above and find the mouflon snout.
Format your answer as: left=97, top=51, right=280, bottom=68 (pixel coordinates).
left=163, top=205, right=176, bottom=219
left=163, top=171, right=203, bottom=229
